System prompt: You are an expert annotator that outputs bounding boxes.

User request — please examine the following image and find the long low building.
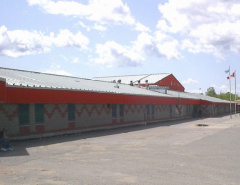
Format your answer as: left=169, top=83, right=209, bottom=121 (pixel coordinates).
left=0, top=67, right=231, bottom=138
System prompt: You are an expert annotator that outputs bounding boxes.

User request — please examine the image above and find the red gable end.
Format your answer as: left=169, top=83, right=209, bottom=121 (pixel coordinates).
left=155, top=74, right=184, bottom=92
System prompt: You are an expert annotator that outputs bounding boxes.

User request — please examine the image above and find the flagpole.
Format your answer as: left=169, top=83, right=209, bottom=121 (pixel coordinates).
left=235, top=70, right=236, bottom=116
left=229, top=66, right=232, bottom=119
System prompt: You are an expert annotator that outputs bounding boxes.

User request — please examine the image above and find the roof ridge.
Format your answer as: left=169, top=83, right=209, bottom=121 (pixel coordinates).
left=93, top=73, right=171, bottom=79
left=0, top=67, right=91, bottom=81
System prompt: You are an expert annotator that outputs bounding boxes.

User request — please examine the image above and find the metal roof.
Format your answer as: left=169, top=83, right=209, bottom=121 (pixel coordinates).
left=0, top=67, right=229, bottom=104
left=167, top=90, right=229, bottom=103
left=0, top=67, right=171, bottom=97
left=92, top=73, right=171, bottom=84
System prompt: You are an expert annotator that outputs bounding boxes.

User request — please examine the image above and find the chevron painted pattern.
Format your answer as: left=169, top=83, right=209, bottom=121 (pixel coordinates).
left=0, top=104, right=18, bottom=121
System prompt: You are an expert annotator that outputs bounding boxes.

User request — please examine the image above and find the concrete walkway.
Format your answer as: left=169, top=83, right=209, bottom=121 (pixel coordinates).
left=0, top=115, right=240, bottom=185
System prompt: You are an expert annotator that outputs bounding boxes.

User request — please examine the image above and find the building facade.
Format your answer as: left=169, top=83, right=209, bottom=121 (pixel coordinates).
left=0, top=68, right=230, bottom=138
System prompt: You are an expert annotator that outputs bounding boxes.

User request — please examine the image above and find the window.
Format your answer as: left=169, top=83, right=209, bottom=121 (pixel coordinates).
left=68, top=104, right=75, bottom=121
left=112, top=104, right=117, bottom=118
left=120, top=104, right=124, bottom=117
left=19, top=104, right=30, bottom=125
left=146, top=105, right=150, bottom=116
left=35, top=104, right=44, bottom=124
left=151, top=105, right=155, bottom=116
left=170, top=105, right=173, bottom=115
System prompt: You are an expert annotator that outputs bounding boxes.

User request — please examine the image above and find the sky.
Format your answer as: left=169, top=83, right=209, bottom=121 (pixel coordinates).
left=0, top=0, right=240, bottom=94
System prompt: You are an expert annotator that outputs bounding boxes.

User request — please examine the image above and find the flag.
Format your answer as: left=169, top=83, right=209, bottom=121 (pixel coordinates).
left=227, top=72, right=235, bottom=79
left=225, top=69, right=230, bottom=73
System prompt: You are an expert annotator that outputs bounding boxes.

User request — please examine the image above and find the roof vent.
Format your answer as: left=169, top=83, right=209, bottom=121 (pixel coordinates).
left=114, top=80, right=120, bottom=88
left=138, top=80, right=141, bottom=87
left=130, top=81, right=133, bottom=86
left=114, top=79, right=121, bottom=88
left=145, top=80, right=148, bottom=89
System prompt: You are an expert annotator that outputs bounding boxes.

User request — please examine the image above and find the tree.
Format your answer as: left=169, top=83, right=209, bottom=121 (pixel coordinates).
left=206, top=87, right=217, bottom=97
left=206, top=87, right=240, bottom=101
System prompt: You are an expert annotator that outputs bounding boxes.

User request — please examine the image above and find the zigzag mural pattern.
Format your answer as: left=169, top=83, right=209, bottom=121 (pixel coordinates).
left=176, top=105, right=183, bottom=116
left=201, top=105, right=209, bottom=113
left=45, top=104, right=68, bottom=119
left=154, top=105, right=169, bottom=112
left=0, top=105, right=18, bottom=121
left=76, top=104, right=111, bottom=117
left=213, top=105, right=217, bottom=114
left=124, top=105, right=145, bottom=114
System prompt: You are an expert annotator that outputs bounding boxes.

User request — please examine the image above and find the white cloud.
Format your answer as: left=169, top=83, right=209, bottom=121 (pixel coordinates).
left=87, top=0, right=135, bottom=25
left=157, top=0, right=240, bottom=59
left=186, top=89, right=202, bottom=94
left=209, top=84, right=230, bottom=94
left=72, top=57, right=79, bottom=63
left=28, top=0, right=135, bottom=25
left=93, top=41, right=144, bottom=68
left=78, top=21, right=107, bottom=32
left=92, top=31, right=181, bottom=68
left=135, top=22, right=150, bottom=32
left=60, top=55, right=80, bottom=64
left=93, top=23, right=107, bottom=32
left=219, top=85, right=228, bottom=93
left=133, top=31, right=181, bottom=60
left=0, top=26, right=89, bottom=57
left=27, top=0, right=90, bottom=16
left=0, top=25, right=51, bottom=57
left=54, top=29, right=89, bottom=49
left=78, top=21, right=91, bottom=32
left=27, top=0, right=149, bottom=32
left=182, top=78, right=198, bottom=84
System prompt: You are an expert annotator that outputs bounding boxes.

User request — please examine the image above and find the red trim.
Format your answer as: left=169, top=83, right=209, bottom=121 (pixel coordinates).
left=36, top=125, right=45, bottom=133
left=19, top=126, right=30, bottom=135
left=76, top=104, right=111, bottom=117
left=0, top=80, right=6, bottom=102
left=112, top=119, right=117, bottom=124
left=45, top=105, right=67, bottom=118
left=5, top=87, right=197, bottom=104
left=4, top=86, right=229, bottom=106
left=0, top=104, right=18, bottom=121
left=68, top=122, right=76, bottom=129
left=119, top=118, right=124, bottom=123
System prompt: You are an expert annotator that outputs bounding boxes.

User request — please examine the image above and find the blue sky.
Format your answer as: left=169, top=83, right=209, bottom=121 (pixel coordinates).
left=0, top=0, right=240, bottom=94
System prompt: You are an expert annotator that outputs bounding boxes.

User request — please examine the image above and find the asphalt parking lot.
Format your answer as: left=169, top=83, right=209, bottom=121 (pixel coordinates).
left=1, top=116, right=240, bottom=185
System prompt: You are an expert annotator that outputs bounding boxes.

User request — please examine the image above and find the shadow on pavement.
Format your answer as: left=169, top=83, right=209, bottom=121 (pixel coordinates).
left=0, top=116, right=227, bottom=157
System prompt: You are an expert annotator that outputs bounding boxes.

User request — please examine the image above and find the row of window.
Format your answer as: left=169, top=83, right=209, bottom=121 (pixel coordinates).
left=18, top=104, right=125, bottom=125
left=109, top=104, right=124, bottom=119
left=19, top=104, right=44, bottom=126
left=19, top=104, right=75, bottom=125
left=18, top=104, right=192, bottom=126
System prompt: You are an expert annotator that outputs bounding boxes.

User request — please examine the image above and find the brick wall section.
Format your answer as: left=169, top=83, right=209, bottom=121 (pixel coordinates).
left=44, top=104, right=68, bottom=131
left=154, top=105, right=170, bottom=120
left=75, top=104, right=112, bottom=127
left=0, top=103, right=231, bottom=137
left=0, top=104, right=18, bottom=135
left=124, top=104, right=145, bottom=123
